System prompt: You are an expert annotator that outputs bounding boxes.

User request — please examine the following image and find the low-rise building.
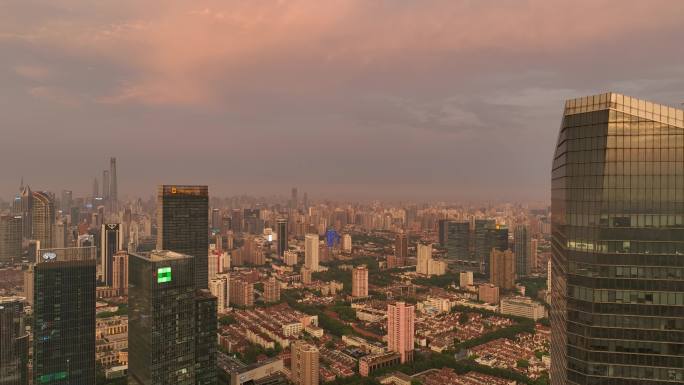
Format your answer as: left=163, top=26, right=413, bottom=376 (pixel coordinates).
left=500, top=297, right=547, bottom=321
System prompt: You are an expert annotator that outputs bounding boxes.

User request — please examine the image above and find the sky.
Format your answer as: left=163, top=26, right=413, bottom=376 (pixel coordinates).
left=1, top=0, right=684, bottom=202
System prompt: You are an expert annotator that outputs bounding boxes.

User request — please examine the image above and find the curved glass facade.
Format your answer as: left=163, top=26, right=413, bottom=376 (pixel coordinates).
left=550, top=93, right=684, bottom=385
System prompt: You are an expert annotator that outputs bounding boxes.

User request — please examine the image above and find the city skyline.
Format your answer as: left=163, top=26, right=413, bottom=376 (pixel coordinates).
left=2, top=1, right=684, bottom=201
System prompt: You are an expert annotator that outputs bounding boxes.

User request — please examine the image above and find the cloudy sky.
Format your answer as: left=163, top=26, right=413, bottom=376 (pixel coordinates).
left=1, top=0, right=683, bottom=202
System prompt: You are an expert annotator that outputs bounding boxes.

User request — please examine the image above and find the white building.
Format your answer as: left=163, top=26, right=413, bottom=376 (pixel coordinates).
left=459, top=271, right=474, bottom=287
left=304, top=234, right=319, bottom=272
left=500, top=296, right=547, bottom=321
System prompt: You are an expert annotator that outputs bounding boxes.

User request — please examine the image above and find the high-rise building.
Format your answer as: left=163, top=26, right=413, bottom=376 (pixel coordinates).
left=129, top=250, right=197, bottom=385
left=194, top=289, right=218, bottom=385
left=300, top=267, right=312, bottom=285
left=31, top=191, right=55, bottom=249
left=100, top=223, right=122, bottom=286
left=157, top=185, right=209, bottom=289
left=33, top=246, right=96, bottom=385
left=437, top=219, right=448, bottom=247
left=112, top=251, right=128, bottom=296
left=394, top=232, right=408, bottom=260
left=209, top=275, right=229, bottom=313
left=513, top=225, right=531, bottom=278
left=416, top=242, right=432, bottom=275
left=211, top=209, right=221, bottom=232
left=304, top=234, right=319, bottom=272
left=109, top=157, right=117, bottom=210
left=342, top=233, right=352, bottom=253
left=92, top=177, right=99, bottom=198
left=0, top=297, right=29, bottom=385
left=445, top=221, right=471, bottom=264
left=17, top=186, right=32, bottom=240
left=0, top=215, right=22, bottom=263
left=263, top=277, right=281, bottom=303
left=530, top=238, right=538, bottom=270
left=290, top=340, right=319, bottom=385
left=276, top=218, right=288, bottom=257
left=387, top=301, right=414, bottom=363
left=60, top=190, right=72, bottom=214
left=102, top=170, right=110, bottom=200
left=229, top=277, right=254, bottom=307
left=481, top=223, right=508, bottom=275
left=284, top=250, right=298, bottom=266
left=351, top=265, right=368, bottom=297
left=551, top=93, right=684, bottom=385
left=489, top=249, right=515, bottom=290
left=290, top=188, right=298, bottom=210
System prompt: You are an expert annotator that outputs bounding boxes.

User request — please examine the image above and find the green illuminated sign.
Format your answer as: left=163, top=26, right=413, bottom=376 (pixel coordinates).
left=39, top=371, right=68, bottom=383
left=157, top=267, right=172, bottom=283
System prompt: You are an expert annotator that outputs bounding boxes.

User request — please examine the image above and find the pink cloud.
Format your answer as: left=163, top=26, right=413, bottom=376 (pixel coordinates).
left=5, top=0, right=684, bottom=106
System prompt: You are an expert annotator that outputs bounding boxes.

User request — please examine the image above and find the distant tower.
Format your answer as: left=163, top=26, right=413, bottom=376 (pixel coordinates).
left=92, top=177, right=99, bottom=198
left=387, top=301, right=415, bottom=363
left=351, top=265, right=368, bottom=297
left=109, top=157, right=118, bottom=209
left=394, top=232, right=408, bottom=260
left=100, top=224, right=123, bottom=286
left=290, top=187, right=298, bottom=210
left=102, top=170, right=110, bottom=200
left=416, top=242, right=432, bottom=275
left=276, top=218, right=288, bottom=257
left=304, top=234, right=319, bottom=272
left=31, top=191, right=54, bottom=249
left=513, top=225, right=531, bottom=278
left=0, top=214, right=23, bottom=263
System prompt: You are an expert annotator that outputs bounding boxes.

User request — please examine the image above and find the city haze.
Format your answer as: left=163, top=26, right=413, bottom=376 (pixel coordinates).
left=2, top=0, right=684, bottom=200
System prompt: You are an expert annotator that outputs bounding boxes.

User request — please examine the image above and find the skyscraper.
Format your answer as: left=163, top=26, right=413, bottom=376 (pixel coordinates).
left=489, top=249, right=515, bottom=290
left=351, top=265, right=368, bottom=297
left=128, top=250, right=197, bottom=385
left=290, top=187, right=298, bottom=210
left=551, top=93, right=684, bottom=385
left=100, top=223, right=122, bottom=286
left=304, top=234, right=319, bottom=272
left=31, top=191, right=54, bottom=249
left=109, top=157, right=117, bottom=209
left=276, top=218, right=288, bottom=257
left=102, top=170, right=110, bottom=200
left=33, top=246, right=96, bottom=385
left=394, top=232, right=408, bottom=260
left=387, top=301, right=415, bottom=363
left=17, top=186, right=32, bottom=240
left=0, top=297, right=29, bottom=385
left=438, top=219, right=448, bottom=247
left=513, top=224, right=531, bottom=278
left=290, top=340, right=319, bottom=385
left=0, top=215, right=22, bottom=263
left=445, top=221, right=471, bottom=264
left=157, top=185, right=209, bottom=289
left=416, top=242, right=432, bottom=275
left=111, top=251, right=128, bottom=296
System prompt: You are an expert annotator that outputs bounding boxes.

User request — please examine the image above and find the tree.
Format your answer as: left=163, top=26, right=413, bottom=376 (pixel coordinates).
left=458, top=313, right=469, bottom=325
left=517, top=359, right=530, bottom=369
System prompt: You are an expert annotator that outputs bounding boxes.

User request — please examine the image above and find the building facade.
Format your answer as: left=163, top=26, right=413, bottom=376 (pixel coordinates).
left=33, top=247, right=96, bottom=385
left=0, top=297, right=29, bottom=385
left=304, top=234, right=319, bottom=272
left=100, top=223, right=123, bottom=286
left=387, top=301, right=415, bottom=363
left=550, top=93, right=684, bottom=385
left=290, top=340, right=319, bottom=385
left=351, top=265, right=369, bottom=297
left=489, top=249, right=515, bottom=290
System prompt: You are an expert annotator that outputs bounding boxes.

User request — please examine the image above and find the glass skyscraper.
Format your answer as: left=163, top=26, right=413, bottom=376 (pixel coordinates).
left=157, top=185, right=209, bottom=289
left=551, top=93, right=684, bottom=385
left=33, top=247, right=96, bottom=385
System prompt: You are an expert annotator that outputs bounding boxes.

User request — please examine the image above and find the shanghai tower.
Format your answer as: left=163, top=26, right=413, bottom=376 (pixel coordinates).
left=551, top=93, right=684, bottom=385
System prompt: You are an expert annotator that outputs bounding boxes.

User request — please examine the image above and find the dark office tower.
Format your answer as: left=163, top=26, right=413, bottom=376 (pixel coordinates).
left=18, top=186, right=32, bottom=240
left=92, top=178, right=99, bottom=198
left=483, top=224, right=508, bottom=275
left=513, top=225, right=531, bottom=278
left=194, top=290, right=217, bottom=385
left=276, top=218, right=288, bottom=257
left=100, top=224, right=122, bottom=286
left=157, top=185, right=209, bottom=289
left=243, top=209, right=263, bottom=234
left=31, top=191, right=55, bottom=249
left=33, top=246, right=96, bottom=385
left=231, top=209, right=243, bottom=233
left=302, top=192, right=308, bottom=211
left=0, top=215, right=22, bottom=263
left=211, top=209, right=220, bottom=232
left=291, top=187, right=298, bottom=209
left=445, top=221, right=471, bottom=263
left=102, top=170, right=110, bottom=201
left=109, top=157, right=117, bottom=208
left=129, top=251, right=196, bottom=385
left=60, top=190, right=72, bottom=213
left=395, top=232, right=408, bottom=259
left=473, top=219, right=495, bottom=267
left=438, top=219, right=448, bottom=247
left=0, top=297, right=29, bottom=385
left=550, top=93, right=684, bottom=385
